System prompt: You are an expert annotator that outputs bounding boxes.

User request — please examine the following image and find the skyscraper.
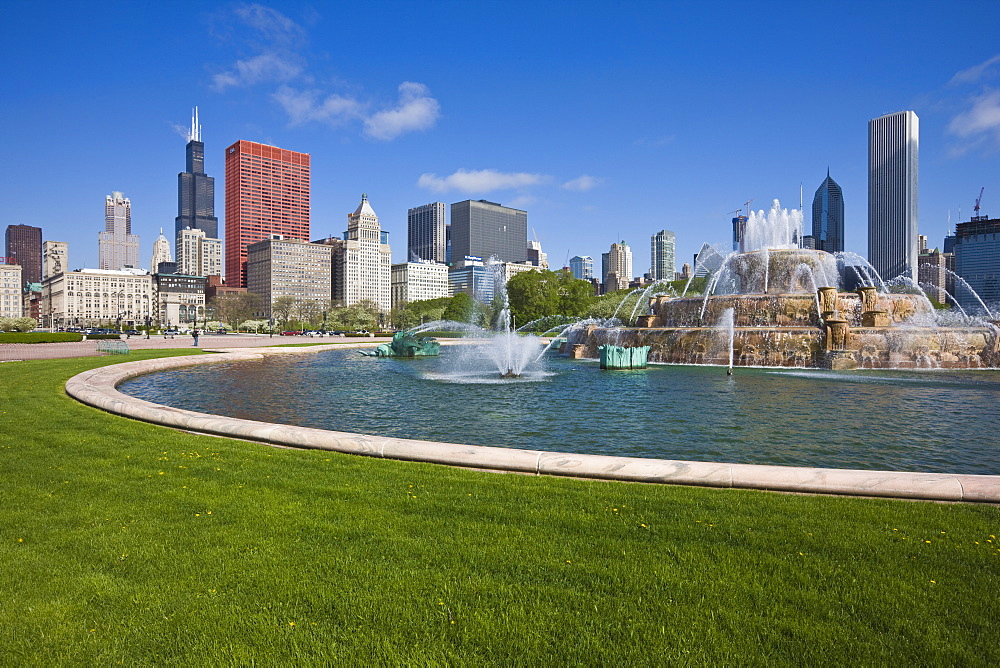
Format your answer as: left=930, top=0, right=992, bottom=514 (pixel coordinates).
left=42, top=241, right=68, bottom=280
left=330, top=194, right=392, bottom=311
left=4, top=224, right=42, bottom=286
left=602, top=241, right=632, bottom=292
left=812, top=169, right=845, bottom=253
left=569, top=255, right=593, bottom=280
left=953, top=215, right=1000, bottom=313
left=868, top=111, right=918, bottom=281
left=99, top=191, right=140, bottom=270
left=224, top=140, right=310, bottom=287
left=177, top=228, right=222, bottom=278
left=150, top=229, right=172, bottom=273
left=175, top=107, right=218, bottom=258
left=407, top=202, right=447, bottom=263
left=450, top=200, right=527, bottom=264
left=650, top=229, right=675, bottom=280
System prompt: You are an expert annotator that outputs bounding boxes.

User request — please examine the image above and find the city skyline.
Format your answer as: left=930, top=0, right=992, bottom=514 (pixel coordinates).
left=2, top=2, right=999, bottom=279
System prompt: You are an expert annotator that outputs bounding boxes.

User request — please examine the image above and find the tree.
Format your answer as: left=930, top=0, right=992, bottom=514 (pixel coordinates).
left=443, top=292, right=476, bottom=323
left=506, top=269, right=594, bottom=324
left=209, top=293, right=261, bottom=331
left=0, top=317, right=36, bottom=332
left=270, top=296, right=297, bottom=326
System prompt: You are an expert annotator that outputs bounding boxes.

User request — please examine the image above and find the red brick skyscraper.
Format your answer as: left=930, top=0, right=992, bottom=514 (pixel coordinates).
left=224, top=140, right=310, bottom=287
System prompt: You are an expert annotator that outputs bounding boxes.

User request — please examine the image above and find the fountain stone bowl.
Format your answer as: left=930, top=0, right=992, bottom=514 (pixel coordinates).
left=570, top=247, right=1000, bottom=370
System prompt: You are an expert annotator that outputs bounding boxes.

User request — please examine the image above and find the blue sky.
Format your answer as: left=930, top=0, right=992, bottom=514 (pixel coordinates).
left=2, top=0, right=999, bottom=276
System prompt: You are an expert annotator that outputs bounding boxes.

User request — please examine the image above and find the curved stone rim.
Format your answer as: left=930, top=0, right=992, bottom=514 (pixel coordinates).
left=64, top=343, right=1000, bottom=504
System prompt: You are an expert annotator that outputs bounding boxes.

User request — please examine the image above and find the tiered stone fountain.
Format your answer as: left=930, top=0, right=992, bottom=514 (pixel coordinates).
left=568, top=202, right=999, bottom=369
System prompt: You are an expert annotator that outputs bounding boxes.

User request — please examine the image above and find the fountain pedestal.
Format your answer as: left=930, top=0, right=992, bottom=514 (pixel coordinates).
left=861, top=310, right=891, bottom=327
left=599, top=344, right=651, bottom=370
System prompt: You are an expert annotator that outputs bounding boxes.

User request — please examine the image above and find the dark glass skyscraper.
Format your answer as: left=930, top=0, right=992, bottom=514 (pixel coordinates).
left=450, top=200, right=527, bottom=263
left=175, top=108, right=218, bottom=254
left=811, top=169, right=844, bottom=253
left=4, top=224, right=42, bottom=286
left=407, top=202, right=447, bottom=263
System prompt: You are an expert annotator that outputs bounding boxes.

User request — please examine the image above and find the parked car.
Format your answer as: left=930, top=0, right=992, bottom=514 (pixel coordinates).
left=163, top=329, right=180, bottom=337
left=124, top=329, right=141, bottom=336
left=281, top=331, right=300, bottom=336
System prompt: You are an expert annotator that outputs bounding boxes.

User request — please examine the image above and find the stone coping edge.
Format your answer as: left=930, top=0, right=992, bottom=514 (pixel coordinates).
left=64, top=345, right=1000, bottom=504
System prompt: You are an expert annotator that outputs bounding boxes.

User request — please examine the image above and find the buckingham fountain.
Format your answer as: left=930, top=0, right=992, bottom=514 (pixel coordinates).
left=566, top=200, right=999, bottom=370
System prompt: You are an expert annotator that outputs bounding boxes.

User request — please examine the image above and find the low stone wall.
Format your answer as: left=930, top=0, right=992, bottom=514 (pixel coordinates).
left=64, top=344, right=1000, bottom=503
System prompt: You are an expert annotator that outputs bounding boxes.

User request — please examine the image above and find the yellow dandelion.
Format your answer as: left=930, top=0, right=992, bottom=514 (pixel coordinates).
left=566, top=560, right=572, bottom=564
left=925, top=540, right=931, bottom=544
left=195, top=513, right=201, bottom=517
left=289, top=621, right=295, bottom=627
left=930, top=580, right=936, bottom=584
left=17, top=538, right=23, bottom=543
left=799, top=552, right=804, bottom=556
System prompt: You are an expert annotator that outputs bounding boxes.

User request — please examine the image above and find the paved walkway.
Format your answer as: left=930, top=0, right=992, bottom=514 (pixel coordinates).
left=0, top=333, right=389, bottom=361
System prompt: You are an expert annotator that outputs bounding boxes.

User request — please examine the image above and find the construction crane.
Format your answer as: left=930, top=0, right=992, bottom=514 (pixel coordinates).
left=744, top=198, right=755, bottom=216
left=973, top=187, right=985, bottom=221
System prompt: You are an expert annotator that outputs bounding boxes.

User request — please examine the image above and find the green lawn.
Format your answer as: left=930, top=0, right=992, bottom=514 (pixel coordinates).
left=1, top=351, right=998, bottom=664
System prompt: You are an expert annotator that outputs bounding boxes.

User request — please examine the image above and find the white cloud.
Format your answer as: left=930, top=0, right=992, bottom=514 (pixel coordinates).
left=363, top=82, right=441, bottom=140
left=563, top=174, right=602, bottom=191
left=417, top=169, right=551, bottom=194
left=234, top=3, right=305, bottom=45
left=948, top=90, right=1000, bottom=149
left=949, top=54, right=1000, bottom=86
left=213, top=52, right=304, bottom=90
left=272, top=86, right=365, bottom=126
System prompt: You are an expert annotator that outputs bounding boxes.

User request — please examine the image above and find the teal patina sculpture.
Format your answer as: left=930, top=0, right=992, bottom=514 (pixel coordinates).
left=360, top=331, right=440, bottom=358
left=598, top=344, right=650, bottom=369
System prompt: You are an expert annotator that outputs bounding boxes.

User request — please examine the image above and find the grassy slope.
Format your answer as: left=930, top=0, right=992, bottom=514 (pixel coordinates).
left=1, top=351, right=998, bottom=664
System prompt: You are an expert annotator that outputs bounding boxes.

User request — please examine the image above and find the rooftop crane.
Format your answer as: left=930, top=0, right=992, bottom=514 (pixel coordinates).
left=973, top=187, right=985, bottom=221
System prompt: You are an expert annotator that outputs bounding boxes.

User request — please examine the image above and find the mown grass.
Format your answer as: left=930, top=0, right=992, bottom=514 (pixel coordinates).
left=1, top=351, right=998, bottom=664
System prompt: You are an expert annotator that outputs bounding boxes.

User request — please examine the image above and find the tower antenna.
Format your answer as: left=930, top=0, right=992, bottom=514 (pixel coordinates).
left=190, top=106, right=201, bottom=142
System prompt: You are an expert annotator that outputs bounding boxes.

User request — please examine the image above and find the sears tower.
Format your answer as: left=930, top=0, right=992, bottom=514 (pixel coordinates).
left=175, top=107, right=218, bottom=255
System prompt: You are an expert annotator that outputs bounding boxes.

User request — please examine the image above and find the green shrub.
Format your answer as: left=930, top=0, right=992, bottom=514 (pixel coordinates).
left=0, top=332, right=82, bottom=344
left=85, top=333, right=123, bottom=340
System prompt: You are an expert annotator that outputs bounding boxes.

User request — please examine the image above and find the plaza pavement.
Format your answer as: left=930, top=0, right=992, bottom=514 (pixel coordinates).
left=0, top=333, right=390, bottom=361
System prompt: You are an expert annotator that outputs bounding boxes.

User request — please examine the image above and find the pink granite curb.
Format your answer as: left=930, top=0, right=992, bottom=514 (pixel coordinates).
left=64, top=347, right=1000, bottom=503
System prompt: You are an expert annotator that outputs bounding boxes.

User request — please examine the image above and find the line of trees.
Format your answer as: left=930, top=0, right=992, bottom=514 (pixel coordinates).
left=201, top=272, right=709, bottom=334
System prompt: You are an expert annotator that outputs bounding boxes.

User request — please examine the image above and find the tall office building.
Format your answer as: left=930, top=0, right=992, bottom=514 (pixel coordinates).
left=4, top=224, right=42, bottom=286
left=0, top=260, right=22, bottom=319
left=569, top=255, right=593, bottom=280
left=868, top=111, right=918, bottom=281
left=42, top=241, right=68, bottom=280
left=650, top=229, right=675, bottom=281
left=177, top=227, right=222, bottom=277
left=99, top=191, right=140, bottom=270
left=953, top=215, right=1000, bottom=312
left=247, top=236, right=332, bottom=319
left=150, top=230, right=173, bottom=273
left=811, top=170, right=845, bottom=253
left=407, top=202, right=447, bottom=263
left=602, top=241, right=632, bottom=293
left=175, top=108, right=218, bottom=259
left=330, top=194, right=392, bottom=312
left=450, top=200, right=527, bottom=263
left=391, top=260, right=449, bottom=309
left=224, top=140, right=310, bottom=287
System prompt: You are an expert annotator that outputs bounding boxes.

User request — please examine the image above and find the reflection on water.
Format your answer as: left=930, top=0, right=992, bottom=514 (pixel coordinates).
left=120, top=348, right=1000, bottom=474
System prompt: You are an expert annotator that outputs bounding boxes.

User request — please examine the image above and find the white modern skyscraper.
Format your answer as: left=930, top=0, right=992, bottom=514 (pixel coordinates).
left=99, top=191, right=140, bottom=271
left=868, top=111, right=918, bottom=282
left=650, top=229, right=675, bottom=281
